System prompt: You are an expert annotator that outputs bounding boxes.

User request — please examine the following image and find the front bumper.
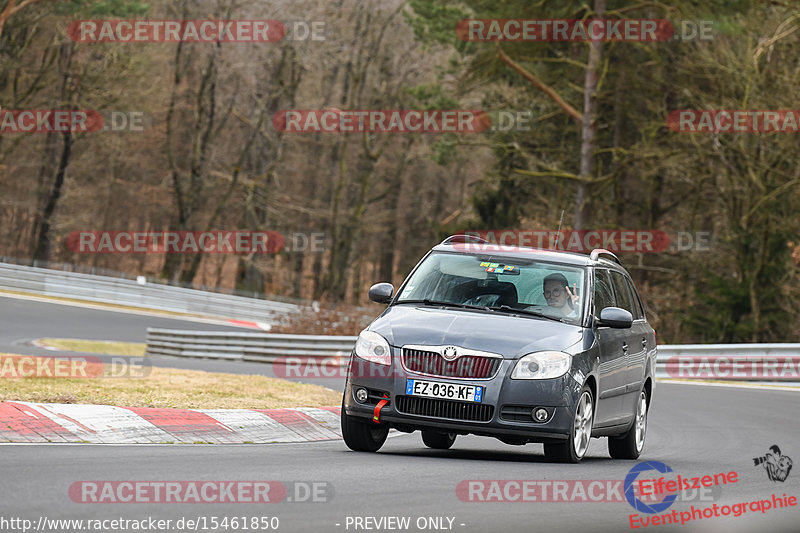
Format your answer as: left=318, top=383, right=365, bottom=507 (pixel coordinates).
left=342, top=350, right=583, bottom=442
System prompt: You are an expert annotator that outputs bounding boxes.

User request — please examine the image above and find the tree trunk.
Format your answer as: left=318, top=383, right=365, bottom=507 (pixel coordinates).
left=378, top=138, right=413, bottom=284
left=575, top=0, right=605, bottom=230
left=32, top=129, right=72, bottom=260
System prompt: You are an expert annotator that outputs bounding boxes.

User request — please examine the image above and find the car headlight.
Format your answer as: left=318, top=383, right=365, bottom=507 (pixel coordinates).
left=511, top=351, right=571, bottom=379
left=354, top=330, right=392, bottom=366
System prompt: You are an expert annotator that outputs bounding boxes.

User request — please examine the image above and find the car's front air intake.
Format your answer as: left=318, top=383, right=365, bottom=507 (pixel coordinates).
left=396, top=395, right=494, bottom=422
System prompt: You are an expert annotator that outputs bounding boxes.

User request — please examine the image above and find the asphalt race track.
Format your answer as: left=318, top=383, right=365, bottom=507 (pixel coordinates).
left=1, top=295, right=798, bottom=533
left=0, top=294, right=248, bottom=353
left=0, top=294, right=338, bottom=388
left=1, top=384, right=798, bottom=533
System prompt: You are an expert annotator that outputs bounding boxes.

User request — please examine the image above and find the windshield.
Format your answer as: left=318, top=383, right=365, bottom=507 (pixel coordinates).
left=396, top=251, right=586, bottom=324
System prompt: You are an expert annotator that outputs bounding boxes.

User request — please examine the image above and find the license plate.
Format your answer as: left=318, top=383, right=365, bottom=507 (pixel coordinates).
left=405, top=379, right=483, bottom=402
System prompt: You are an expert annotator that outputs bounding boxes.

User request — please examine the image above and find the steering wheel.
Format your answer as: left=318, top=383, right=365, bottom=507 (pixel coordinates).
left=464, top=294, right=501, bottom=307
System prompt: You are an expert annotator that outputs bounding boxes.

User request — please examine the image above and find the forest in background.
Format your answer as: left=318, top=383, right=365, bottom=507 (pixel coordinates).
left=1, top=0, right=799, bottom=343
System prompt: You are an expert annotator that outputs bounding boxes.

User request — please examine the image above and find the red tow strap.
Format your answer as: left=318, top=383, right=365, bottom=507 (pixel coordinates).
left=373, top=393, right=390, bottom=423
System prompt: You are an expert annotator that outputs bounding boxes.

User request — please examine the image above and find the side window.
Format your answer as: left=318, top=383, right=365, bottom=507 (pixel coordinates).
left=610, top=271, right=635, bottom=314
left=593, top=269, right=615, bottom=315
left=625, top=277, right=645, bottom=320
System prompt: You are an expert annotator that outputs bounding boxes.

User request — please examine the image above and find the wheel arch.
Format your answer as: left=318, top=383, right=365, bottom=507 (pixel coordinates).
left=583, top=374, right=598, bottom=413
left=643, top=377, right=653, bottom=409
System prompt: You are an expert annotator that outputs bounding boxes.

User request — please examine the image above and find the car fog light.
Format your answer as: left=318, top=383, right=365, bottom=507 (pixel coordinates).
left=532, top=408, right=549, bottom=422
left=355, top=388, right=369, bottom=403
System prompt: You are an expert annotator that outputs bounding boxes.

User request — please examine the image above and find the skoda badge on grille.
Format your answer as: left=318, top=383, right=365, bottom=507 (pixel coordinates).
left=442, top=346, right=459, bottom=361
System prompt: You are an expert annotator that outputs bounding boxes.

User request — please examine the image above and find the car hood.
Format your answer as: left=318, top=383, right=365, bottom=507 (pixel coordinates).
left=369, top=304, right=583, bottom=359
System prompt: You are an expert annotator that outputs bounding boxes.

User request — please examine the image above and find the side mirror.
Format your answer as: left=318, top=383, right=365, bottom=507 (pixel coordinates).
left=596, top=307, right=633, bottom=329
left=368, top=282, right=394, bottom=304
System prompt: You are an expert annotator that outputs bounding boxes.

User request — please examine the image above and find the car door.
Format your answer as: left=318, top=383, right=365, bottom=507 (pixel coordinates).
left=624, top=276, right=653, bottom=396
left=592, top=268, right=629, bottom=427
left=609, top=271, right=647, bottom=412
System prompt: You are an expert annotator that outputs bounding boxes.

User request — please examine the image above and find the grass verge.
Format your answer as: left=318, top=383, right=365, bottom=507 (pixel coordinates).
left=0, top=353, right=341, bottom=409
left=38, top=338, right=146, bottom=356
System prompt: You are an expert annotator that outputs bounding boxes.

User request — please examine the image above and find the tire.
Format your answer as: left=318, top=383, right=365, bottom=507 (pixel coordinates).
left=421, top=431, right=456, bottom=450
left=609, top=390, right=648, bottom=460
left=341, top=403, right=389, bottom=452
left=543, top=386, right=594, bottom=463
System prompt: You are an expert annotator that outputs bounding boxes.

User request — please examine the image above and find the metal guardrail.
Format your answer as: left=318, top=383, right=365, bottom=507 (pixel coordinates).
left=146, top=328, right=357, bottom=363
left=0, top=262, right=299, bottom=324
left=656, top=344, right=800, bottom=380
left=146, top=330, right=800, bottom=382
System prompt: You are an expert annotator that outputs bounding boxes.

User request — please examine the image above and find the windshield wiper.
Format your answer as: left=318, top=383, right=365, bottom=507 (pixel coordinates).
left=488, top=305, right=566, bottom=323
left=396, top=299, right=491, bottom=311
left=396, top=300, right=565, bottom=321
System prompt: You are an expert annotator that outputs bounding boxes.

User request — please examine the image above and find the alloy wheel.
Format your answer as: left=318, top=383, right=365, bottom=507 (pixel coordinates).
left=572, top=391, right=593, bottom=458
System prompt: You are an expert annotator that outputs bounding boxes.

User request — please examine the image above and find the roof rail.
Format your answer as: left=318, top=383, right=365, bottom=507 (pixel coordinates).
left=440, top=234, right=489, bottom=245
left=589, top=248, right=621, bottom=264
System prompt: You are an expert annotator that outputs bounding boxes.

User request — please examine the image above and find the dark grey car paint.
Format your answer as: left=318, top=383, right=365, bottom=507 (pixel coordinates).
left=344, top=244, right=657, bottom=444
left=370, top=305, right=583, bottom=359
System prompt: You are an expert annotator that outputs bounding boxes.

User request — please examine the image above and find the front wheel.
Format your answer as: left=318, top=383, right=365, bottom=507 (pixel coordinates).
left=609, top=390, right=648, bottom=459
left=341, top=405, right=389, bottom=452
left=421, top=431, right=456, bottom=450
left=543, top=386, right=594, bottom=463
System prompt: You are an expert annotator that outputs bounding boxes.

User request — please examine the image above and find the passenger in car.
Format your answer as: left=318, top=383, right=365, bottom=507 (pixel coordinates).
left=543, top=273, right=579, bottom=317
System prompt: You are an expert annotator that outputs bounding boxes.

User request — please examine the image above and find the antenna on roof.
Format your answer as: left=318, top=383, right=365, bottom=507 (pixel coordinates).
left=553, top=209, right=565, bottom=250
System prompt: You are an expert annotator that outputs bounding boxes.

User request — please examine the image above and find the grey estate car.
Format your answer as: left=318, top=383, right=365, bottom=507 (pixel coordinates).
left=341, top=235, right=657, bottom=463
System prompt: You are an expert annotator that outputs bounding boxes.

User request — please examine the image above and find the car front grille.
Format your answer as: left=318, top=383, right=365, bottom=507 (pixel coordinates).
left=402, top=348, right=501, bottom=379
left=396, top=395, right=494, bottom=422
